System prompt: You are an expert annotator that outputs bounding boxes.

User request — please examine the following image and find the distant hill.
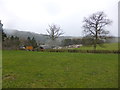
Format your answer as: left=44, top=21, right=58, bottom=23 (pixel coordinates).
left=3, top=29, right=78, bottom=44
left=4, top=29, right=49, bottom=44
left=3, top=29, right=119, bottom=44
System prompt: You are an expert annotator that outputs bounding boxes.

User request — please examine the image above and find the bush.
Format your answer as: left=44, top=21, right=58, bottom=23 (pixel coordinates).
left=43, top=49, right=120, bottom=54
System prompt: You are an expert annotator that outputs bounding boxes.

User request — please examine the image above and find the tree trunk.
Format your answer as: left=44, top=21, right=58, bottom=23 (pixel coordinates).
left=93, top=42, right=96, bottom=50
left=94, top=24, right=98, bottom=50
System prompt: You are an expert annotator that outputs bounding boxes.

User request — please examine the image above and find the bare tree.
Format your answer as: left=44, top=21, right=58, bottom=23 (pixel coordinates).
left=46, top=24, right=64, bottom=41
left=82, top=11, right=112, bottom=50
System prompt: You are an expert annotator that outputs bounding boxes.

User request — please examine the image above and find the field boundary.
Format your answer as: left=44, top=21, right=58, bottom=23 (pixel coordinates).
left=43, top=49, right=120, bottom=54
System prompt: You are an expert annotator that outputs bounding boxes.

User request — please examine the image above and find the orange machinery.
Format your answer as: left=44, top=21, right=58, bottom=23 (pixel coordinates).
left=26, top=46, right=33, bottom=51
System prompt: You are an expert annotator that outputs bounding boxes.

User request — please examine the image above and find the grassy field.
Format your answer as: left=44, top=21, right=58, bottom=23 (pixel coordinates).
left=73, top=43, right=119, bottom=50
left=2, top=50, right=118, bottom=88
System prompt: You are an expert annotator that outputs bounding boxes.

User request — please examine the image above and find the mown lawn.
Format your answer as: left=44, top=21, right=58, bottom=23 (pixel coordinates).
left=73, top=43, right=119, bottom=50
left=2, top=50, right=118, bottom=88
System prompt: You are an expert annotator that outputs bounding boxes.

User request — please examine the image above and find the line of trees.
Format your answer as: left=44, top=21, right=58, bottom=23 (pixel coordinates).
left=2, top=35, right=38, bottom=50
left=61, top=38, right=82, bottom=46
left=1, top=21, right=38, bottom=50
left=3, top=36, right=20, bottom=49
left=46, top=11, right=112, bottom=50
left=1, top=11, right=112, bottom=50
left=26, top=37, right=38, bottom=48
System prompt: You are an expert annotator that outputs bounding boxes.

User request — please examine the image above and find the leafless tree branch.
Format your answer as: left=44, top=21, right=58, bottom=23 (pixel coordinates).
left=46, top=24, right=64, bottom=40
left=82, top=11, right=112, bottom=50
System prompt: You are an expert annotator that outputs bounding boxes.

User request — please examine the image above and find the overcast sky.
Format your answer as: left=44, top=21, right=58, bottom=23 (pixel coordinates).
left=0, top=0, right=119, bottom=36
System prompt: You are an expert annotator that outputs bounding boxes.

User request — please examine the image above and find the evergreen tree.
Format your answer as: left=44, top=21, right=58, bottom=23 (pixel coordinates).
left=31, top=37, right=37, bottom=48
left=25, top=37, right=38, bottom=48
left=14, top=36, right=20, bottom=46
left=0, top=20, right=7, bottom=42
left=27, top=37, right=32, bottom=46
left=10, top=36, right=14, bottom=40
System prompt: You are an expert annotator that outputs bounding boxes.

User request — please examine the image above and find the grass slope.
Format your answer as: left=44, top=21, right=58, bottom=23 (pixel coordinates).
left=74, top=43, right=119, bottom=50
left=2, top=50, right=118, bottom=88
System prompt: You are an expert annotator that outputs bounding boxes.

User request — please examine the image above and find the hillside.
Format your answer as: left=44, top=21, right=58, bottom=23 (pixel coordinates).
left=4, top=29, right=49, bottom=44
left=3, top=29, right=119, bottom=45
left=3, top=29, right=82, bottom=44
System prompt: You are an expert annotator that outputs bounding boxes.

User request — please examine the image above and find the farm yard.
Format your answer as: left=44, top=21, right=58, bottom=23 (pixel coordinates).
left=2, top=50, right=118, bottom=88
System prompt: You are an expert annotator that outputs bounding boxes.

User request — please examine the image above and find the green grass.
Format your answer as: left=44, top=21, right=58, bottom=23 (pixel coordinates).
left=2, top=50, right=118, bottom=88
left=73, top=43, right=119, bottom=50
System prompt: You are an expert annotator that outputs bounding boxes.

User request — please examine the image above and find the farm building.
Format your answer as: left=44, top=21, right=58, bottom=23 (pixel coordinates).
left=39, top=45, right=51, bottom=49
left=65, top=44, right=83, bottom=48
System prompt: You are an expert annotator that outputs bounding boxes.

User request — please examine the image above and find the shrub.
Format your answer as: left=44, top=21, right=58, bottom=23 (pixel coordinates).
left=43, top=49, right=120, bottom=54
